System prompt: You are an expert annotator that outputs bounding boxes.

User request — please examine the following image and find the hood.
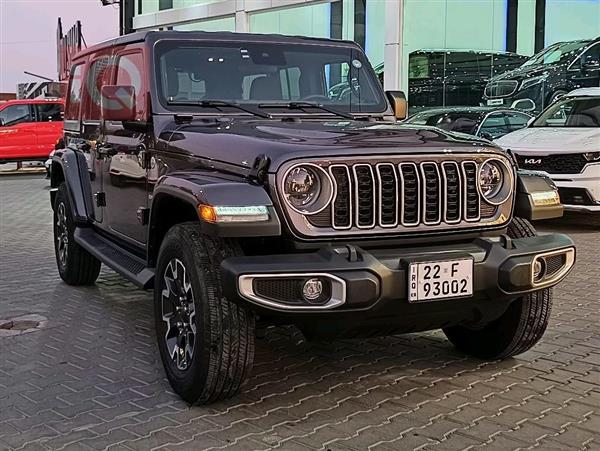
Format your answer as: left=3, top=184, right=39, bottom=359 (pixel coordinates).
left=495, top=127, right=600, bottom=154
left=163, top=118, right=497, bottom=171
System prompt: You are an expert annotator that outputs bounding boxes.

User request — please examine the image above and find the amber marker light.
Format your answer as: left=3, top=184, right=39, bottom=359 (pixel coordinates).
left=198, top=205, right=269, bottom=223
left=198, top=205, right=218, bottom=223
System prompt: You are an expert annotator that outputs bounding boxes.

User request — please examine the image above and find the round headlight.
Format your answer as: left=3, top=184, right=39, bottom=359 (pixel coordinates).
left=283, top=164, right=334, bottom=214
left=479, top=160, right=504, bottom=200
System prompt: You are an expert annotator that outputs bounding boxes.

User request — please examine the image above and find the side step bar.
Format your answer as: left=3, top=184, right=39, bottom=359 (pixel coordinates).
left=74, top=227, right=155, bottom=289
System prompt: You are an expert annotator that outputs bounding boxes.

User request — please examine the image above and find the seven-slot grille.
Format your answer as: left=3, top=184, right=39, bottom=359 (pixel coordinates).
left=325, top=161, right=486, bottom=230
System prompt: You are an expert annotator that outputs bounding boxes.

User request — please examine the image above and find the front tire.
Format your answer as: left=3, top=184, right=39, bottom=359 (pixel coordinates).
left=53, top=183, right=101, bottom=285
left=154, top=223, right=255, bottom=404
left=443, top=218, right=553, bottom=359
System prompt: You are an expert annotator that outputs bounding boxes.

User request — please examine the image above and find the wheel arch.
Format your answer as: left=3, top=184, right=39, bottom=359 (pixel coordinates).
left=147, top=176, right=281, bottom=267
left=147, top=191, right=199, bottom=267
left=49, top=149, right=94, bottom=223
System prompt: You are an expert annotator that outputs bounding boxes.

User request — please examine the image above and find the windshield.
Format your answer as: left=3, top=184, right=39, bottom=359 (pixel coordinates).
left=406, top=111, right=480, bottom=134
left=155, top=40, right=387, bottom=114
left=522, top=41, right=587, bottom=67
left=532, top=96, right=600, bottom=127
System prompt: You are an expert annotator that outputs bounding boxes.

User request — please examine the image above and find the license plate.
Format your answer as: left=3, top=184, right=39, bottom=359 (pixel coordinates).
left=487, top=99, right=504, bottom=106
left=408, top=259, right=473, bottom=302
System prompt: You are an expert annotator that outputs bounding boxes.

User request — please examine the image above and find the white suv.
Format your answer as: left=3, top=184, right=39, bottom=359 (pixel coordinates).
left=496, top=88, right=600, bottom=213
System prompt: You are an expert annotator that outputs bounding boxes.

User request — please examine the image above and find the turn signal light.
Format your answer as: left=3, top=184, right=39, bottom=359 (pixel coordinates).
left=198, top=205, right=269, bottom=223
left=531, top=190, right=560, bottom=207
left=198, top=205, right=218, bottom=223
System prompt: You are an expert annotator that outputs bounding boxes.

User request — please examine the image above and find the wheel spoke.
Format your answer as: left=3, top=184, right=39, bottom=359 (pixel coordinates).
left=161, top=258, right=196, bottom=371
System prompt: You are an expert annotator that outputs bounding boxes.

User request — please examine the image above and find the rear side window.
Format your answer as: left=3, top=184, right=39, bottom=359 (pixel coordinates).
left=479, top=113, right=508, bottom=138
left=65, top=64, right=84, bottom=120
left=84, top=57, right=112, bottom=120
left=115, top=52, right=146, bottom=120
left=0, top=104, right=32, bottom=126
left=505, top=112, right=530, bottom=131
left=36, top=103, right=63, bottom=122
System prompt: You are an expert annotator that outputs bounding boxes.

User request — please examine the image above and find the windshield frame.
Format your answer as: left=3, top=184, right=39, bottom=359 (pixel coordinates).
left=152, top=38, right=389, bottom=117
left=521, top=40, right=589, bottom=68
left=531, top=95, right=600, bottom=128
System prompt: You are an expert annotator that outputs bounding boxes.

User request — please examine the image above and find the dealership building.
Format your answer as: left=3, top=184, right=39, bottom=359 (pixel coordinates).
left=109, top=0, right=600, bottom=93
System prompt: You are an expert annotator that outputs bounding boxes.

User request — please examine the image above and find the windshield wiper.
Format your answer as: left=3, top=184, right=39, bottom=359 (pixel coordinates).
left=167, top=99, right=272, bottom=119
left=258, top=101, right=354, bottom=119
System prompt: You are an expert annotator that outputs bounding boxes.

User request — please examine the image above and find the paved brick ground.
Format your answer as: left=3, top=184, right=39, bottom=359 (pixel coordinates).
left=1, top=174, right=598, bottom=451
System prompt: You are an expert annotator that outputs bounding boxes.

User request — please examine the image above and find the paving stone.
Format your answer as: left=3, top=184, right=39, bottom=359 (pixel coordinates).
left=0, top=175, right=598, bottom=451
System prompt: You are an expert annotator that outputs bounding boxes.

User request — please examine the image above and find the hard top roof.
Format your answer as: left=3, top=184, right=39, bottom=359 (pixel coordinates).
left=73, top=30, right=360, bottom=60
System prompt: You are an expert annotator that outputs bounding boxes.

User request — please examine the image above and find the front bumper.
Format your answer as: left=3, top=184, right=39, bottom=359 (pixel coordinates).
left=222, top=233, right=575, bottom=319
left=522, top=163, right=600, bottom=212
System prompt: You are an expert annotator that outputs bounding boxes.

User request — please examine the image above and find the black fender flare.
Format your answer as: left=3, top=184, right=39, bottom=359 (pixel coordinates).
left=50, top=148, right=94, bottom=225
left=149, top=174, right=281, bottom=239
left=514, top=170, right=564, bottom=221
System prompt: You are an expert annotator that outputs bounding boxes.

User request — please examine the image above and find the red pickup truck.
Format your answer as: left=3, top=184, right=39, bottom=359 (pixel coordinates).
left=0, top=98, right=64, bottom=163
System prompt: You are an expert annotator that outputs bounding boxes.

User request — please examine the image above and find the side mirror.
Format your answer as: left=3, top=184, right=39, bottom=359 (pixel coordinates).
left=101, top=85, right=136, bottom=122
left=0, top=118, right=4, bottom=127
left=510, top=98, right=536, bottom=112
left=385, top=90, right=408, bottom=120
left=479, top=132, right=494, bottom=141
left=581, top=55, right=600, bottom=70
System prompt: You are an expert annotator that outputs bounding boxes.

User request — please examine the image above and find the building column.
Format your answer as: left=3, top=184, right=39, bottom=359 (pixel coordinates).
left=383, top=0, right=405, bottom=92
left=235, top=0, right=249, bottom=32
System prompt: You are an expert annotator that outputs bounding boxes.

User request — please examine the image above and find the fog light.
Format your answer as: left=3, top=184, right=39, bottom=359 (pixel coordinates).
left=302, top=278, right=323, bottom=302
left=533, top=258, right=546, bottom=282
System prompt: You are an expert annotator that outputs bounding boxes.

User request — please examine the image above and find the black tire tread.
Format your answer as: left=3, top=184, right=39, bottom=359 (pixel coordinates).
left=156, top=223, right=254, bottom=404
left=443, top=217, right=552, bottom=360
left=54, top=183, right=101, bottom=285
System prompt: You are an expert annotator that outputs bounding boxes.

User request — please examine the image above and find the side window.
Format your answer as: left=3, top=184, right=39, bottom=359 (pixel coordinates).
left=84, top=57, right=112, bottom=120
left=65, top=64, right=84, bottom=121
left=479, top=113, right=508, bottom=138
left=581, top=43, right=600, bottom=66
left=36, top=103, right=64, bottom=122
left=115, top=52, right=146, bottom=120
left=0, top=104, right=32, bottom=127
left=505, top=112, right=530, bottom=131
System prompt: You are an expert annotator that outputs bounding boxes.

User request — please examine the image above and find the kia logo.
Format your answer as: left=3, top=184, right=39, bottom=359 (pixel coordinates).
left=524, top=158, right=542, bottom=164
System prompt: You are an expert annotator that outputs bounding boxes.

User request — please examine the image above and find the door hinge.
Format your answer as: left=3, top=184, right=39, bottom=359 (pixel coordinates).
left=137, top=207, right=150, bottom=225
left=95, top=192, right=106, bottom=207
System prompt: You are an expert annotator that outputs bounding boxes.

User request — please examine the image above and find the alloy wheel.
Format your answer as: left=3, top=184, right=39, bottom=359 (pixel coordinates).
left=161, top=258, right=197, bottom=371
left=56, top=202, right=69, bottom=267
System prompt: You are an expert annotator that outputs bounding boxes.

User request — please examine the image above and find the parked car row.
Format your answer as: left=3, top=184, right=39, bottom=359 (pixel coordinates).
left=374, top=36, right=599, bottom=114
left=484, top=37, right=600, bottom=113
left=496, top=88, right=600, bottom=213
left=0, top=98, right=64, bottom=163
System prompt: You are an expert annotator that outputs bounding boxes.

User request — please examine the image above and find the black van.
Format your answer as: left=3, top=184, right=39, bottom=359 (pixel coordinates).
left=483, top=38, right=600, bottom=112
left=374, top=50, right=527, bottom=111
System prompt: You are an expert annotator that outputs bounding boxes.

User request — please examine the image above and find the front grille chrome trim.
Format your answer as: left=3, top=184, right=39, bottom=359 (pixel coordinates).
left=419, top=162, right=442, bottom=226
left=329, top=164, right=353, bottom=230
left=276, top=152, right=514, bottom=238
left=352, top=163, right=377, bottom=229
left=399, top=162, right=421, bottom=227
left=442, top=161, right=462, bottom=224
left=375, top=163, right=399, bottom=228
left=461, top=161, right=481, bottom=222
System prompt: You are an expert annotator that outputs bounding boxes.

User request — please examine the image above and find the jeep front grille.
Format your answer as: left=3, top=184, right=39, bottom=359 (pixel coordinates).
left=278, top=154, right=514, bottom=238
